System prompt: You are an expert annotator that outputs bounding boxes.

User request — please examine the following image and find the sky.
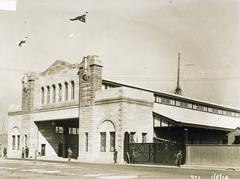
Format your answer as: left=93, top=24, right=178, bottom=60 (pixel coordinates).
left=0, top=0, right=240, bottom=125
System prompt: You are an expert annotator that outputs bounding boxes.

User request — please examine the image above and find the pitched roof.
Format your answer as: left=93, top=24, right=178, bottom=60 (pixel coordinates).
left=40, top=60, right=79, bottom=76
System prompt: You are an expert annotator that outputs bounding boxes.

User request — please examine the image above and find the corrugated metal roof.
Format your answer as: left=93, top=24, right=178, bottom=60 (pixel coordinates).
left=153, top=103, right=240, bottom=130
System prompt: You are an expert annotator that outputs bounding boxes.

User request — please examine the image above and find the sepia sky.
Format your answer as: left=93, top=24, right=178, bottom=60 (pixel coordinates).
left=0, top=0, right=240, bottom=122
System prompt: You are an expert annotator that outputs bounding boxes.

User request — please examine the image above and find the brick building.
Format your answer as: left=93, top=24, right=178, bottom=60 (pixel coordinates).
left=7, top=56, right=240, bottom=163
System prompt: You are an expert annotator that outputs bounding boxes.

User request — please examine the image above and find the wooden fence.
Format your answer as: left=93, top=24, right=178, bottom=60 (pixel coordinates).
left=186, top=144, right=240, bottom=167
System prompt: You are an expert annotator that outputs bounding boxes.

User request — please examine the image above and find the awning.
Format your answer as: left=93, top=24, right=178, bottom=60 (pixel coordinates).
left=153, top=103, right=240, bottom=131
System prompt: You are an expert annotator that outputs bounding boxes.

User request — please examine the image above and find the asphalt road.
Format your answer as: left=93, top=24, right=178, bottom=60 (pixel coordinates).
left=0, top=159, right=239, bottom=179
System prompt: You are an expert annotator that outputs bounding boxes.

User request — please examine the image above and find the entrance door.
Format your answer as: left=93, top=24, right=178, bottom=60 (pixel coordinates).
left=41, top=144, right=46, bottom=156
left=123, top=132, right=130, bottom=163
left=58, top=143, right=63, bottom=157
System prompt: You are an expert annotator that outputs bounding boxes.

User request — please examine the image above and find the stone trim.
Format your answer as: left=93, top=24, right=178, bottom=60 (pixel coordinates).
left=33, top=104, right=78, bottom=113
left=8, top=111, right=23, bottom=116
left=95, top=97, right=153, bottom=107
left=8, top=103, right=79, bottom=116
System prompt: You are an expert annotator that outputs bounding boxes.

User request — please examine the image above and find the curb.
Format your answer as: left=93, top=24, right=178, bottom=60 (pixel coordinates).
left=3, top=158, right=240, bottom=172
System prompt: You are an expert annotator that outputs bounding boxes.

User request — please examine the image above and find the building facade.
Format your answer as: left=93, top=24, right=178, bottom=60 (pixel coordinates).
left=8, top=56, right=240, bottom=163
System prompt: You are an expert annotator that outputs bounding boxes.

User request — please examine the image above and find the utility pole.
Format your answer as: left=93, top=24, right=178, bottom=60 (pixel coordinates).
left=174, top=52, right=182, bottom=95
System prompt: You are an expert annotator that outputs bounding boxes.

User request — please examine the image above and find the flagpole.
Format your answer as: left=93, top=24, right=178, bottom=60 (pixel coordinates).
left=69, top=11, right=88, bottom=159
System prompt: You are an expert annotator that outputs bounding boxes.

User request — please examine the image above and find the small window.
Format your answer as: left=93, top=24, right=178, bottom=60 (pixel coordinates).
left=180, top=101, right=188, bottom=108
left=25, top=134, right=27, bottom=147
left=85, top=132, right=88, bottom=152
left=69, top=127, right=73, bottom=134
left=226, top=111, right=232, bottom=116
left=56, top=126, right=64, bottom=134
left=46, top=86, right=50, bottom=104
left=12, top=135, right=16, bottom=150
left=212, top=108, right=219, bottom=114
left=176, top=100, right=180, bottom=106
left=161, top=120, right=168, bottom=127
left=236, top=113, right=239, bottom=118
left=52, top=85, right=56, bottom=103
left=196, top=105, right=204, bottom=111
left=17, top=135, right=20, bottom=150
left=70, top=81, right=75, bottom=100
left=188, top=103, right=193, bottom=109
left=208, top=107, right=213, bottom=113
left=218, top=109, right=223, bottom=115
left=192, top=104, right=197, bottom=110
left=64, top=82, right=68, bottom=101
left=130, top=132, right=136, bottom=143
left=203, top=106, right=208, bottom=112
left=110, top=132, right=115, bottom=152
left=161, top=97, right=171, bottom=105
left=100, top=132, right=106, bottom=152
left=155, top=96, right=161, bottom=103
left=142, top=133, right=147, bottom=143
left=41, top=87, right=45, bottom=105
left=58, top=83, right=62, bottom=102
left=72, top=128, right=77, bottom=135
left=231, top=112, right=236, bottom=117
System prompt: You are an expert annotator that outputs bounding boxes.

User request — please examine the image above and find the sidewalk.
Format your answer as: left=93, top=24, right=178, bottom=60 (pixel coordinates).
left=3, top=157, right=240, bottom=172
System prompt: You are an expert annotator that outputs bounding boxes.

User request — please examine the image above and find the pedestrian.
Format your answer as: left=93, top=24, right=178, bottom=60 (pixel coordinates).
left=3, top=147, right=7, bottom=159
left=176, top=150, right=183, bottom=167
left=25, top=146, right=29, bottom=158
left=22, top=147, right=25, bottom=158
left=131, top=148, right=136, bottom=164
left=67, top=147, right=73, bottom=162
left=113, top=149, right=118, bottom=164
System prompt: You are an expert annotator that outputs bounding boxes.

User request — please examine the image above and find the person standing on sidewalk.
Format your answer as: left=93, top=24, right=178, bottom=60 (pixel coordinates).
left=131, top=148, right=136, bottom=164
left=67, top=147, right=73, bottom=162
left=3, top=147, right=7, bottom=159
left=113, top=149, right=118, bottom=164
left=22, top=147, right=25, bottom=158
left=176, top=150, right=183, bottom=167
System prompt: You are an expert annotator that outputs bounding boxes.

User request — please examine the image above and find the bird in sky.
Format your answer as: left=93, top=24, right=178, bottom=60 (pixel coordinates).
left=70, top=12, right=88, bottom=23
left=18, top=37, right=28, bottom=47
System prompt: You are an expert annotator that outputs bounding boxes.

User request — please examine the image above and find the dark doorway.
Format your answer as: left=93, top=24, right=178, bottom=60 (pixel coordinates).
left=36, top=118, right=79, bottom=159
left=58, top=143, right=63, bottom=157
left=123, top=132, right=130, bottom=163
left=41, top=144, right=46, bottom=156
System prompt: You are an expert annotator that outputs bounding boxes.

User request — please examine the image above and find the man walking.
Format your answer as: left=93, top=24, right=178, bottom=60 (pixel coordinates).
left=176, top=150, right=183, bottom=167
left=3, top=147, right=7, bottom=159
left=22, top=147, right=25, bottom=158
left=113, top=149, right=118, bottom=164
left=67, top=147, right=73, bottom=162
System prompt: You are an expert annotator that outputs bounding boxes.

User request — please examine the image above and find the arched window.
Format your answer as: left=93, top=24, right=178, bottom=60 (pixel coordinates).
left=64, top=82, right=68, bottom=101
left=52, top=84, right=56, bottom=103
left=58, top=83, right=62, bottom=102
left=12, top=127, right=20, bottom=151
left=98, top=120, right=116, bottom=152
left=47, top=86, right=50, bottom=104
left=41, top=87, right=45, bottom=105
left=70, top=81, right=75, bottom=100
